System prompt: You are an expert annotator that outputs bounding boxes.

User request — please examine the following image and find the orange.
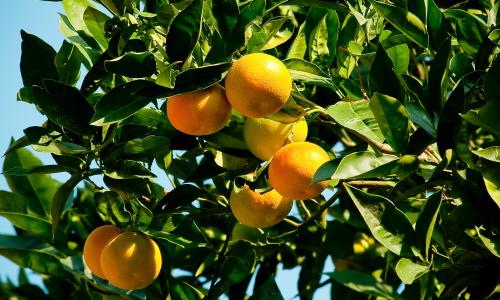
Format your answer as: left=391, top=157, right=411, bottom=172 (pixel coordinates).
left=100, top=232, right=162, bottom=290
left=83, top=225, right=122, bottom=279
left=230, top=185, right=292, bottom=228
left=166, top=84, right=231, bottom=135
left=244, top=117, right=308, bottom=161
left=269, top=142, right=330, bottom=200
left=224, top=53, right=292, bottom=118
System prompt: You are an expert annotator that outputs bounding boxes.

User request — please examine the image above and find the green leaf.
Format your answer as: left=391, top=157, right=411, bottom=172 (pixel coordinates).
left=51, top=174, right=82, bottom=234
left=156, top=63, right=180, bottom=88
left=80, top=51, right=111, bottom=96
left=146, top=230, right=204, bottom=248
left=328, top=270, right=402, bottom=300
left=214, top=241, right=257, bottom=296
left=129, top=199, right=153, bottom=231
left=437, top=81, right=465, bottom=156
left=3, top=147, right=61, bottom=217
left=166, top=0, right=203, bottom=62
left=104, top=51, right=156, bottom=78
left=472, top=146, right=500, bottom=162
left=326, top=99, right=384, bottom=143
left=2, top=165, right=76, bottom=176
left=0, top=191, right=53, bottom=240
left=445, top=9, right=487, bottom=56
left=461, top=100, right=500, bottom=136
left=332, top=151, right=398, bottom=179
left=122, top=136, right=170, bottom=160
left=20, top=30, right=59, bottom=87
left=284, top=59, right=336, bottom=89
left=367, top=0, right=428, bottom=48
left=415, top=190, right=442, bottom=262
left=0, top=235, right=67, bottom=276
left=395, top=258, right=430, bottom=285
left=475, top=227, right=500, bottom=258
left=247, top=17, right=295, bottom=52
left=482, top=166, right=500, bottom=209
left=91, top=80, right=153, bottom=126
left=55, top=40, right=82, bottom=86
left=428, top=38, right=451, bottom=114
left=94, top=191, right=131, bottom=227
left=369, top=93, right=411, bottom=154
left=485, top=57, right=500, bottom=101
left=344, top=184, right=417, bottom=257
left=82, top=6, right=109, bottom=49
left=369, top=43, right=402, bottom=100
left=211, top=0, right=239, bottom=39
left=249, top=277, right=283, bottom=300
left=32, top=80, right=94, bottom=135
left=379, top=30, right=409, bottom=74
left=337, top=15, right=359, bottom=78
left=3, top=136, right=31, bottom=156
left=308, top=11, right=339, bottom=68
left=104, top=159, right=156, bottom=179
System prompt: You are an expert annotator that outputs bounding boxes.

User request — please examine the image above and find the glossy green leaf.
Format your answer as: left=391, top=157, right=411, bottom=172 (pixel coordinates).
left=368, top=0, right=428, bottom=48
left=308, top=11, right=339, bottom=68
left=369, top=93, right=411, bottom=154
left=380, top=30, right=409, bottom=74
left=20, top=30, right=59, bottom=87
left=51, top=174, right=81, bottom=234
left=0, top=235, right=67, bottom=276
left=461, top=100, right=500, bottom=136
left=415, top=191, right=442, bottom=262
left=284, top=59, right=335, bottom=89
left=344, top=184, right=417, bottom=257
left=94, top=191, right=131, bottom=227
left=80, top=51, right=111, bottom=96
left=327, top=99, right=384, bottom=143
left=428, top=38, right=451, bottom=114
left=332, top=151, right=398, bottom=179
left=91, top=80, right=154, bottom=126
left=472, top=146, right=500, bottom=162
left=104, top=51, right=156, bottom=78
left=369, top=43, right=402, bottom=100
left=337, top=15, right=359, bottom=78
left=475, top=227, right=500, bottom=258
left=104, top=159, right=156, bottom=180
left=82, top=6, right=109, bottom=49
left=247, top=17, right=294, bottom=52
left=122, top=136, right=170, bottom=159
left=395, top=258, right=430, bottom=285
left=3, top=147, right=61, bottom=217
left=445, top=9, right=487, bottom=56
left=485, top=57, right=500, bottom=101
left=0, top=191, right=52, bottom=240
left=2, top=165, right=76, bottom=176
left=55, top=40, right=81, bottom=86
left=32, top=80, right=94, bottom=135
left=249, top=277, right=283, bottom=300
left=482, top=166, right=500, bottom=209
left=328, top=270, right=402, bottom=300
left=129, top=199, right=153, bottom=231
left=437, top=81, right=465, bottom=156
left=211, top=0, right=239, bottom=39
left=166, top=0, right=203, bottom=62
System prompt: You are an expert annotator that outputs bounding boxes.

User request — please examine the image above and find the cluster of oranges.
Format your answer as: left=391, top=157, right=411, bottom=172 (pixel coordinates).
left=167, top=53, right=331, bottom=229
left=83, top=225, right=162, bottom=290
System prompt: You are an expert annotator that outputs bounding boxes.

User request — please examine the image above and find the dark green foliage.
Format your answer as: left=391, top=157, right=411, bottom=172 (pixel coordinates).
left=1, top=0, right=500, bottom=299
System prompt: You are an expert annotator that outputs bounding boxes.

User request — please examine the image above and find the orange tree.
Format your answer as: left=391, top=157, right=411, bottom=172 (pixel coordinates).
left=1, top=0, right=500, bottom=299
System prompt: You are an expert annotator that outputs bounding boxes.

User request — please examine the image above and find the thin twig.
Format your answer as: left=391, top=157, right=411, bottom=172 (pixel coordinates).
left=346, top=128, right=395, bottom=154
left=269, top=188, right=343, bottom=240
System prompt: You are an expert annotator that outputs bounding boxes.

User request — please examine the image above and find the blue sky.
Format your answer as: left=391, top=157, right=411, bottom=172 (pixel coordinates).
left=0, top=1, right=333, bottom=298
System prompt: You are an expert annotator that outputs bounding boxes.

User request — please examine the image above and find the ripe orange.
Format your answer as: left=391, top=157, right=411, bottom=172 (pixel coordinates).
left=100, top=232, right=162, bottom=290
left=268, top=142, right=330, bottom=200
left=83, top=225, right=122, bottom=279
left=224, top=53, right=292, bottom=118
left=166, top=84, right=231, bottom=136
left=230, top=185, right=292, bottom=228
left=244, top=117, right=308, bottom=161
